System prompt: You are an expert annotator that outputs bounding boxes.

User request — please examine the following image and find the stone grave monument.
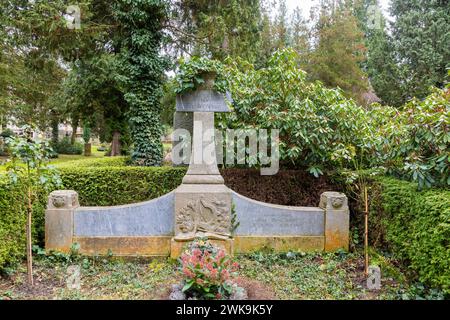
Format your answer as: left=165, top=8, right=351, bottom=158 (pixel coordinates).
left=171, top=72, right=234, bottom=257
left=45, top=72, right=350, bottom=258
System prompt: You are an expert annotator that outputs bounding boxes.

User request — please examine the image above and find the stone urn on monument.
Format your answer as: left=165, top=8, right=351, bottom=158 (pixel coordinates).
left=171, top=71, right=234, bottom=257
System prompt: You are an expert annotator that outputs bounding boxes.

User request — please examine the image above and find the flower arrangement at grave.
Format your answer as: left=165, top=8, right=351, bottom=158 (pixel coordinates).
left=170, top=239, right=247, bottom=300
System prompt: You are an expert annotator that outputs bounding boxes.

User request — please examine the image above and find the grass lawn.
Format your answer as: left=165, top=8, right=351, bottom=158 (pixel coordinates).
left=0, top=250, right=426, bottom=300
left=0, top=146, right=106, bottom=173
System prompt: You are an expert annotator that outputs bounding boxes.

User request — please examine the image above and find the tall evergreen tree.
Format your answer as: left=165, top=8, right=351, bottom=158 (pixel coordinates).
left=170, top=0, right=263, bottom=63
left=290, top=6, right=311, bottom=68
left=365, top=25, right=404, bottom=106
left=0, top=0, right=122, bottom=135
left=308, top=0, right=369, bottom=103
left=258, top=6, right=275, bottom=66
left=273, top=0, right=290, bottom=49
left=353, top=0, right=402, bottom=105
left=389, top=0, right=450, bottom=103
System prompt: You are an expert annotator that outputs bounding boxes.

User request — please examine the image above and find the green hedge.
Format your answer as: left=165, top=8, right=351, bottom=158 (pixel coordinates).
left=373, top=177, right=450, bottom=294
left=0, top=163, right=186, bottom=269
left=55, top=156, right=129, bottom=169
left=56, top=137, right=83, bottom=155
left=60, top=166, right=185, bottom=206
left=0, top=178, right=48, bottom=269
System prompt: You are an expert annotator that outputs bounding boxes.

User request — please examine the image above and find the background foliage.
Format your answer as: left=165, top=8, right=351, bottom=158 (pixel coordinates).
left=220, top=48, right=375, bottom=176
left=203, top=49, right=449, bottom=188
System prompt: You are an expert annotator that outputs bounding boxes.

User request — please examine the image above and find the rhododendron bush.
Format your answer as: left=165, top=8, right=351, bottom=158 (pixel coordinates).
left=216, top=49, right=449, bottom=188
left=179, top=239, right=240, bottom=300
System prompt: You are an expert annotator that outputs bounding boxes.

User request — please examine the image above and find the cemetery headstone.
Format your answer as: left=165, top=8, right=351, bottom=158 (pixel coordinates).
left=171, top=72, right=234, bottom=257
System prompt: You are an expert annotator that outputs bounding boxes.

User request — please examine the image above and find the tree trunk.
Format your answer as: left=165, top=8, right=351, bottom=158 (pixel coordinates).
left=0, top=114, right=5, bottom=132
left=110, top=131, right=121, bottom=156
left=84, top=143, right=92, bottom=156
left=26, top=188, right=34, bottom=286
left=71, top=118, right=79, bottom=145
left=364, top=186, right=369, bottom=276
left=50, top=111, right=59, bottom=146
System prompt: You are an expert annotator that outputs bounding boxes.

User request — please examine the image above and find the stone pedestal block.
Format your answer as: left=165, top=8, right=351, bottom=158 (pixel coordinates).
left=170, top=238, right=234, bottom=259
left=172, top=108, right=233, bottom=257
left=45, top=190, right=79, bottom=252
left=174, top=184, right=232, bottom=241
left=320, top=192, right=349, bottom=251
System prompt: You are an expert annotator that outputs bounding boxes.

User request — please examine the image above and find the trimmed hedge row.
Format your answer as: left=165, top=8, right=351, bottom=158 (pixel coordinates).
left=372, top=177, right=450, bottom=294
left=60, top=166, right=185, bottom=206
left=55, top=156, right=129, bottom=168
left=0, top=178, right=48, bottom=269
left=0, top=163, right=186, bottom=269
left=0, top=179, right=26, bottom=269
left=221, top=168, right=339, bottom=206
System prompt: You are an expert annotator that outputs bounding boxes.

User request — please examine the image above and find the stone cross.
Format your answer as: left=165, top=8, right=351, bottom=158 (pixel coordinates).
left=172, top=72, right=234, bottom=250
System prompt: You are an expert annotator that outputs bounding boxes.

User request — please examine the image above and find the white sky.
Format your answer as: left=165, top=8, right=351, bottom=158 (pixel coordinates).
left=285, top=0, right=391, bottom=18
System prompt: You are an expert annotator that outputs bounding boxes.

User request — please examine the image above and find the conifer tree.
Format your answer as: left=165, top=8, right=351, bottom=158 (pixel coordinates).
left=308, top=0, right=369, bottom=103
left=388, top=0, right=450, bottom=102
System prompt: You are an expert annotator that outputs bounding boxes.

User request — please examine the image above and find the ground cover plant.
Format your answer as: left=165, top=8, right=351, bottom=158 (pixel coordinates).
left=3, top=248, right=443, bottom=301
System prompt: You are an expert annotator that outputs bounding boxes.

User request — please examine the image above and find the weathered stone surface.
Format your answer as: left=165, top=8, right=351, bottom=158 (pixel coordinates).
left=234, top=236, right=324, bottom=253
left=320, top=192, right=350, bottom=251
left=319, top=191, right=348, bottom=211
left=182, top=174, right=224, bottom=185
left=74, top=236, right=171, bottom=256
left=172, top=108, right=234, bottom=255
left=176, top=90, right=232, bottom=113
left=183, top=112, right=223, bottom=184
left=47, top=190, right=79, bottom=209
left=172, top=112, right=193, bottom=167
left=45, top=190, right=80, bottom=252
left=45, top=84, right=351, bottom=258
left=74, top=192, right=174, bottom=237
left=232, top=191, right=325, bottom=236
left=174, top=184, right=232, bottom=240
left=169, top=284, right=186, bottom=300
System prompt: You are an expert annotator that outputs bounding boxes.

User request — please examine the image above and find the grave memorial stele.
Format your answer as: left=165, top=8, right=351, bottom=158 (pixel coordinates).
left=171, top=72, right=234, bottom=257
left=45, top=72, right=350, bottom=257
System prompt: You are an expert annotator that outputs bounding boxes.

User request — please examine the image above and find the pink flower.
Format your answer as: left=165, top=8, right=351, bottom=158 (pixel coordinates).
left=182, top=267, right=194, bottom=278
left=220, top=269, right=229, bottom=280
left=217, top=249, right=225, bottom=259
left=179, top=241, right=241, bottom=297
left=181, top=254, right=189, bottom=264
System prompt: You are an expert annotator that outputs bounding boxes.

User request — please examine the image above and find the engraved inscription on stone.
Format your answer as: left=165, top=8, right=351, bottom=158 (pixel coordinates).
left=176, top=90, right=232, bottom=113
